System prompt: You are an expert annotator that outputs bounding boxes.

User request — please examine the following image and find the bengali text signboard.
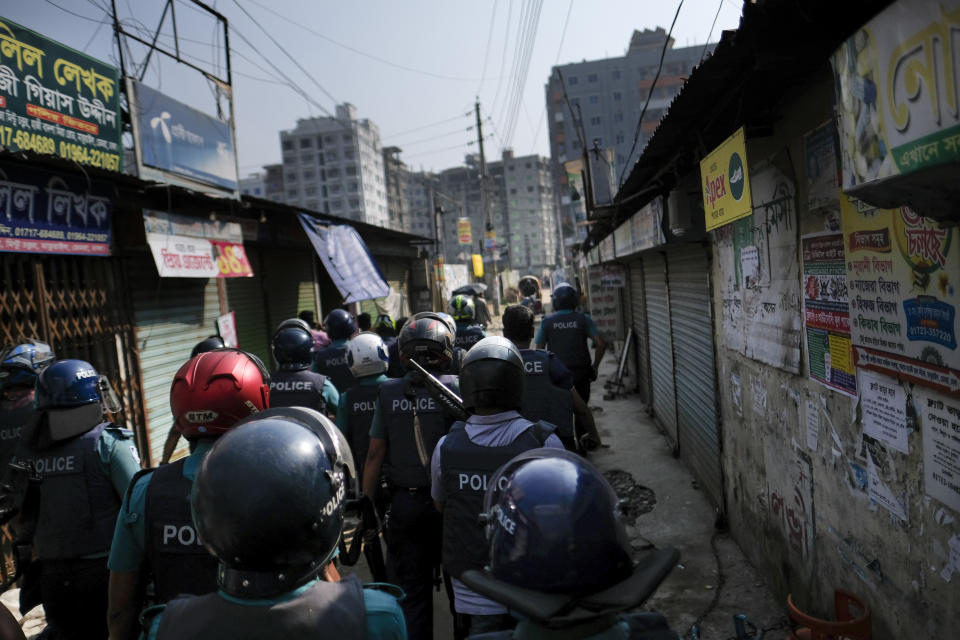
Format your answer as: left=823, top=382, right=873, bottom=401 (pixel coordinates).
left=0, top=17, right=121, bottom=171
left=587, top=264, right=623, bottom=340
left=143, top=209, right=252, bottom=278
left=700, top=127, right=752, bottom=231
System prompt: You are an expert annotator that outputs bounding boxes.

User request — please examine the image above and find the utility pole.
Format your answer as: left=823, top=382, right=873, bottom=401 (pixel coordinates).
left=475, top=99, right=499, bottom=314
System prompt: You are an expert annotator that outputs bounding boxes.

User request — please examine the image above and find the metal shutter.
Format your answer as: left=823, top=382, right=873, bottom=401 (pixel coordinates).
left=263, top=248, right=316, bottom=367
left=226, top=248, right=271, bottom=367
left=668, top=245, right=723, bottom=511
left=629, top=258, right=651, bottom=405
left=643, top=252, right=677, bottom=446
left=131, top=258, right=220, bottom=465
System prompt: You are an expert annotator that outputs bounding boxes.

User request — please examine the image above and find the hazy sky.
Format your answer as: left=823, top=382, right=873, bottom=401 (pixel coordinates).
left=6, top=1, right=743, bottom=175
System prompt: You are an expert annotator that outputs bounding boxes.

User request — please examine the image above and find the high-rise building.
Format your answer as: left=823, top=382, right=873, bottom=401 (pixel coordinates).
left=501, top=151, right=557, bottom=273
left=263, top=164, right=284, bottom=203
left=403, top=170, right=439, bottom=238
left=438, top=154, right=507, bottom=267
left=545, top=28, right=711, bottom=245
left=382, top=146, right=408, bottom=231
left=239, top=172, right=266, bottom=199
left=278, top=103, right=388, bottom=227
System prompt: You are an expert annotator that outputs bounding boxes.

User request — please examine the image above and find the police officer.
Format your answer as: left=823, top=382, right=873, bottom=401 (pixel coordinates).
left=535, top=282, right=607, bottom=412
left=449, top=294, right=487, bottom=350
left=461, top=450, right=679, bottom=639
left=430, top=337, right=563, bottom=637
left=337, top=331, right=389, bottom=478
left=502, top=305, right=602, bottom=452
left=107, top=349, right=270, bottom=640
left=141, top=408, right=406, bottom=639
left=362, top=312, right=459, bottom=640
left=313, top=309, right=357, bottom=392
left=375, top=314, right=405, bottom=379
left=17, top=359, right=141, bottom=640
left=271, top=319, right=339, bottom=417
left=0, top=340, right=54, bottom=473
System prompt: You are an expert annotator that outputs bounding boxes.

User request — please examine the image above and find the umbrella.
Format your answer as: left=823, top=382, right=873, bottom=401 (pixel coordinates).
left=452, top=283, right=488, bottom=297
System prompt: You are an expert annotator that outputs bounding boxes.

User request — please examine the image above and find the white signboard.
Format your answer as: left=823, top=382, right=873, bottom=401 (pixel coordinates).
left=146, top=233, right=219, bottom=278
left=860, top=370, right=910, bottom=454
left=217, top=312, right=238, bottom=348
left=918, top=387, right=960, bottom=514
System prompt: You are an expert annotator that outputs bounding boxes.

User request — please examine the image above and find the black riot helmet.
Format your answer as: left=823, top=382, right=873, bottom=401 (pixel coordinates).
left=459, top=336, right=525, bottom=411
left=551, top=282, right=579, bottom=311
left=397, top=312, right=455, bottom=373
left=191, top=335, right=226, bottom=358
left=324, top=309, right=356, bottom=341
left=272, top=319, right=315, bottom=371
left=192, top=407, right=356, bottom=599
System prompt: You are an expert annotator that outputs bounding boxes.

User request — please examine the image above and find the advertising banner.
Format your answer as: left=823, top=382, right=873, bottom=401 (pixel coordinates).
left=143, top=209, right=252, bottom=278
left=457, top=217, right=472, bottom=245
left=700, top=127, right=752, bottom=231
left=842, top=196, right=960, bottom=394
left=131, top=80, right=238, bottom=192
left=143, top=209, right=242, bottom=242
left=0, top=161, right=111, bottom=256
left=298, top=212, right=389, bottom=303
left=0, top=17, right=121, bottom=171
left=802, top=232, right=856, bottom=396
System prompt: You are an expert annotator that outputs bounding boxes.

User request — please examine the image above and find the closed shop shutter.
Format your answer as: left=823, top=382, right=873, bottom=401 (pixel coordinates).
left=226, top=248, right=271, bottom=367
left=668, top=245, right=722, bottom=510
left=262, top=248, right=317, bottom=366
left=131, top=257, right=220, bottom=465
left=643, top=252, right=677, bottom=446
left=628, top=258, right=651, bottom=405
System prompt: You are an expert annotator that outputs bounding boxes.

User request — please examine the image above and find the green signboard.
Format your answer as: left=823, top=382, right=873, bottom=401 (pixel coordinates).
left=0, top=17, right=121, bottom=171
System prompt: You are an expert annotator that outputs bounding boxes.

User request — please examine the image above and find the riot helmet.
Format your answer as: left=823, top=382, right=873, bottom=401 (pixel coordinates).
left=448, top=294, right=476, bottom=323
left=0, top=339, right=55, bottom=389
left=272, top=319, right=314, bottom=371
left=459, top=336, right=525, bottom=411
left=397, top=312, right=455, bottom=371
left=35, top=359, right=104, bottom=440
left=346, top=332, right=389, bottom=378
left=551, top=282, right=579, bottom=311
left=324, top=309, right=356, bottom=341
left=373, top=314, right=396, bottom=338
left=171, top=349, right=270, bottom=438
left=482, top=449, right=633, bottom=594
left=191, top=336, right=226, bottom=358
left=435, top=312, right=458, bottom=336
left=192, top=407, right=355, bottom=598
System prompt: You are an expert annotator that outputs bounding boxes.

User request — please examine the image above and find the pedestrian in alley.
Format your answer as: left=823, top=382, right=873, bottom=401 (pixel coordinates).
left=107, top=349, right=270, bottom=640
left=269, top=318, right=339, bottom=419
left=461, top=449, right=679, bottom=640
left=313, top=308, right=357, bottom=393
left=140, top=409, right=406, bottom=639
left=358, top=312, right=373, bottom=332
left=15, top=359, right=141, bottom=640
left=362, top=312, right=460, bottom=640
left=431, top=336, right=564, bottom=639
left=299, top=309, right=331, bottom=349
left=501, top=305, right=601, bottom=452
left=449, top=294, right=487, bottom=350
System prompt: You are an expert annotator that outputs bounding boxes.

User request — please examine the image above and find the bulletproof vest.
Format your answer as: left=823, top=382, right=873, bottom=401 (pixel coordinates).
left=313, top=344, right=355, bottom=393
left=455, top=324, right=486, bottom=350
left=520, top=350, right=574, bottom=438
left=541, top=312, right=591, bottom=371
left=440, top=421, right=550, bottom=578
left=379, top=374, right=458, bottom=488
left=0, top=396, right=36, bottom=473
left=156, top=574, right=367, bottom=640
left=32, top=422, right=121, bottom=560
left=269, top=369, right=330, bottom=413
left=344, top=383, right=380, bottom=476
left=144, top=459, right=218, bottom=603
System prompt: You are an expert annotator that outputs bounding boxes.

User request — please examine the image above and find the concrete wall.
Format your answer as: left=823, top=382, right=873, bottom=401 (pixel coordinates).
left=708, top=69, right=959, bottom=637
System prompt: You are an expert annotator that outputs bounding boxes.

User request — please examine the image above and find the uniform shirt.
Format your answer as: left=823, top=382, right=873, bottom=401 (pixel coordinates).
left=368, top=378, right=461, bottom=440
left=108, top=440, right=212, bottom=573
left=144, top=578, right=407, bottom=640
left=534, top=309, right=599, bottom=345
left=335, top=374, right=388, bottom=438
left=430, top=411, right=563, bottom=616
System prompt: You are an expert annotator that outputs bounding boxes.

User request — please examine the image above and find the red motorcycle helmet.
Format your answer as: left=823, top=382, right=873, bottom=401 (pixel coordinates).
left=171, top=349, right=270, bottom=438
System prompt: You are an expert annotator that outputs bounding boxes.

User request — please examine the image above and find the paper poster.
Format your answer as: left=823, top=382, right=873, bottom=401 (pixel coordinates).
left=860, top=370, right=911, bottom=454
left=805, top=121, right=841, bottom=211
left=587, top=265, right=623, bottom=340
left=217, top=312, right=238, bottom=348
left=740, top=245, right=760, bottom=288
left=917, top=387, right=960, bottom=514
left=867, top=450, right=908, bottom=521
left=802, top=232, right=856, bottom=396
left=842, top=197, right=960, bottom=394
left=806, top=399, right=819, bottom=450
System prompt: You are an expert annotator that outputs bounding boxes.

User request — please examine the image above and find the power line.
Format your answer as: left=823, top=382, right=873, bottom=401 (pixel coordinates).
left=384, top=112, right=473, bottom=139
left=403, top=140, right=476, bottom=160
left=530, top=0, right=574, bottom=153
left=700, top=0, right=724, bottom=64
left=477, top=0, right=499, bottom=96
left=501, top=0, right=543, bottom=148
left=43, top=0, right=103, bottom=23
left=489, top=0, right=515, bottom=119
left=388, top=126, right=475, bottom=148
left=494, top=0, right=533, bottom=132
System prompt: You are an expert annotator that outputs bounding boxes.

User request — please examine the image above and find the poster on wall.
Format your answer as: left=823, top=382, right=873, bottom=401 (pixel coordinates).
left=804, top=121, right=841, bottom=215
left=802, top=232, right=856, bottom=396
left=587, top=264, right=623, bottom=340
left=841, top=197, right=960, bottom=394
left=859, top=369, right=911, bottom=454
left=916, top=386, right=960, bottom=513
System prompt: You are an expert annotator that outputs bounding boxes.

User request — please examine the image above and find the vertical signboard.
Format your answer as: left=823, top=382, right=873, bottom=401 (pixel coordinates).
left=457, top=217, right=472, bottom=245
left=700, top=127, right=753, bottom=231
left=0, top=17, right=121, bottom=171
left=587, top=264, right=623, bottom=340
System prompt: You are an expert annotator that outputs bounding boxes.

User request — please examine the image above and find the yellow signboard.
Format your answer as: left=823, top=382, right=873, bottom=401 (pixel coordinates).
left=472, top=254, right=484, bottom=277
left=700, top=127, right=753, bottom=231
left=457, top=218, right=472, bottom=245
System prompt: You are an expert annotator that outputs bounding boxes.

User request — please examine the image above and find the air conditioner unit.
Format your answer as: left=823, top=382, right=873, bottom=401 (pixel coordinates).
left=668, top=188, right=692, bottom=237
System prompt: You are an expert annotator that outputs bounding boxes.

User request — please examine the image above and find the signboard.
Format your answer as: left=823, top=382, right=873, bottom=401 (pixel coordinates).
left=472, top=253, right=484, bottom=278
left=700, top=127, right=752, bottom=231
left=298, top=212, right=389, bottom=302
left=802, top=232, right=856, bottom=396
left=587, top=264, right=623, bottom=340
left=0, top=17, right=121, bottom=171
left=841, top=196, right=960, bottom=394
left=917, top=386, right=960, bottom=513
left=143, top=209, right=242, bottom=242
left=0, top=161, right=111, bottom=255
left=599, top=264, right=625, bottom=288
left=563, top=157, right=587, bottom=242
left=484, top=228, right=497, bottom=251
left=832, top=0, right=960, bottom=212
left=457, top=217, right=472, bottom=245
left=130, top=80, right=238, bottom=192
left=143, top=209, right=252, bottom=278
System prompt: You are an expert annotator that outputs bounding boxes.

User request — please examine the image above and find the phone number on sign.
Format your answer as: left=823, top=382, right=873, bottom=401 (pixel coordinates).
left=0, top=126, right=120, bottom=171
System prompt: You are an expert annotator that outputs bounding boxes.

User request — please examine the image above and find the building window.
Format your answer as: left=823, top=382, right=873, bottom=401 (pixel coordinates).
left=614, top=112, right=624, bottom=122
left=349, top=197, right=360, bottom=208
left=616, top=133, right=625, bottom=144
left=568, top=76, right=578, bottom=85
left=330, top=184, right=341, bottom=194
left=331, top=199, right=343, bottom=210
left=527, top=186, right=534, bottom=192
left=305, top=185, right=317, bottom=196
left=287, top=188, right=298, bottom=198
left=344, top=149, right=354, bottom=159
left=348, top=182, right=359, bottom=192
left=587, top=73, right=598, bottom=83
left=299, top=138, right=312, bottom=148
left=301, top=154, right=313, bottom=163
left=286, top=173, right=297, bottom=183
left=282, top=140, right=293, bottom=151
left=326, top=151, right=338, bottom=161
left=612, top=69, right=621, bottom=79
left=316, top=137, right=324, bottom=148
left=303, top=169, right=315, bottom=179
left=306, top=200, right=317, bottom=210
left=346, top=166, right=357, bottom=176
left=328, top=168, right=340, bottom=178
left=343, top=134, right=352, bottom=142
left=510, top=188, right=517, bottom=194
left=324, top=135, right=336, bottom=144
left=590, top=116, right=601, bottom=126
left=589, top=95, right=599, bottom=104
left=613, top=91, right=621, bottom=101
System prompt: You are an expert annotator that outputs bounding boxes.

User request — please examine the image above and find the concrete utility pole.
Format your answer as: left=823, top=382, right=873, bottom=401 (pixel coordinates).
left=475, top=100, right=499, bottom=314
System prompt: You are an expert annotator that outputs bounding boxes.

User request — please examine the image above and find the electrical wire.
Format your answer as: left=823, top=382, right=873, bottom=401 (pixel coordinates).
left=403, top=140, right=476, bottom=160
left=530, top=0, right=574, bottom=153
left=493, top=0, right=532, bottom=129
left=384, top=112, right=473, bottom=139
left=43, top=0, right=103, bottom=23
left=501, top=0, right=543, bottom=148
left=477, top=0, right=499, bottom=96
left=489, top=0, right=515, bottom=121
left=389, top=126, right=475, bottom=148
left=699, top=0, right=724, bottom=65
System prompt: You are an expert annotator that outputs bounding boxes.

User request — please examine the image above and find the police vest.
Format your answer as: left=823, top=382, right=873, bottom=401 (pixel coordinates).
left=520, top=350, right=574, bottom=438
left=143, top=459, right=218, bottom=603
left=155, top=574, right=366, bottom=639
left=455, top=324, right=486, bottom=350
left=379, top=375, right=458, bottom=488
left=470, top=611, right=674, bottom=639
left=269, top=369, right=330, bottom=413
left=386, top=339, right=404, bottom=378
left=31, top=422, right=122, bottom=560
left=344, top=383, right=380, bottom=477
left=439, top=421, right=552, bottom=578
left=313, top=344, right=355, bottom=393
left=541, top=312, right=591, bottom=371
left=0, top=397, right=35, bottom=474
